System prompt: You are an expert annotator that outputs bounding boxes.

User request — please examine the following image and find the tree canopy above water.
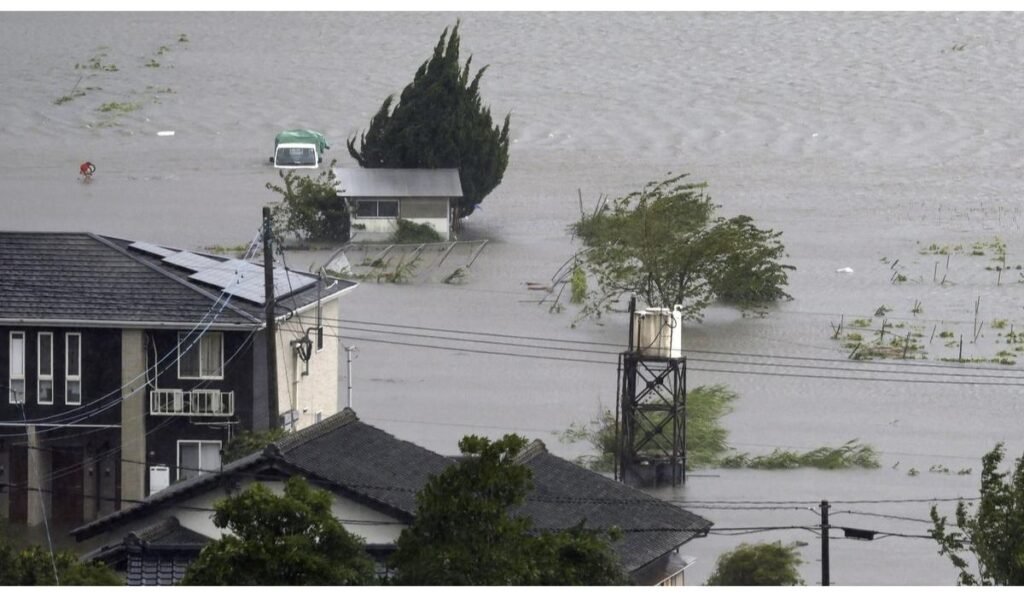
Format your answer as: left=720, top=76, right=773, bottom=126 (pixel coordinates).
left=572, top=172, right=793, bottom=321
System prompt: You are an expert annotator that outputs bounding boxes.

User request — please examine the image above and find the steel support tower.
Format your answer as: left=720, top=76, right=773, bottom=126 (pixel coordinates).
left=615, top=352, right=687, bottom=487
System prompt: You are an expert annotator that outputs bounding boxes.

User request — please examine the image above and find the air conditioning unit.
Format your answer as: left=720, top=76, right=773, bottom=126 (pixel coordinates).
left=632, top=305, right=683, bottom=358
left=149, top=465, right=170, bottom=495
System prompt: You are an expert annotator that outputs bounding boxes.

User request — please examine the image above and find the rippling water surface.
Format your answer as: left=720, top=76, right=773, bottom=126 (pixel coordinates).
left=3, top=12, right=1024, bottom=585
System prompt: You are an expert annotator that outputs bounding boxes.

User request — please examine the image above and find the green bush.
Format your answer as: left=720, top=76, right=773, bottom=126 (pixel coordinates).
left=391, top=219, right=443, bottom=244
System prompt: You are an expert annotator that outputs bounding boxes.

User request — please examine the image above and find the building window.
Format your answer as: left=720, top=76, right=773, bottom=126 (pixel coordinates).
left=66, top=333, right=81, bottom=405
left=178, top=332, right=224, bottom=379
left=355, top=199, right=399, bottom=218
left=177, top=440, right=222, bottom=481
left=9, top=332, right=25, bottom=404
left=38, top=332, right=53, bottom=405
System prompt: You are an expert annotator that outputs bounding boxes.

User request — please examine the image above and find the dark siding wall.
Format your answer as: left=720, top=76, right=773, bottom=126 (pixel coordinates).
left=0, top=326, right=122, bottom=425
left=143, top=329, right=257, bottom=488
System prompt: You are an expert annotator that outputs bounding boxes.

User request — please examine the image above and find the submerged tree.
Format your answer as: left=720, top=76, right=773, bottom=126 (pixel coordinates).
left=929, top=443, right=1024, bottom=585
left=181, top=477, right=375, bottom=586
left=347, top=21, right=511, bottom=219
left=390, top=434, right=628, bottom=585
left=705, top=541, right=805, bottom=586
left=572, top=172, right=793, bottom=321
left=267, top=163, right=349, bottom=243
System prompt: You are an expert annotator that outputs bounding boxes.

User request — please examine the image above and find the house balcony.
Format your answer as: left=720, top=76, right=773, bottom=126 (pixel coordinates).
left=150, top=389, right=234, bottom=416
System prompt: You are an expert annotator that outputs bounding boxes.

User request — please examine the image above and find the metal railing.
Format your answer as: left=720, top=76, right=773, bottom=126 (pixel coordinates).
left=150, top=389, right=234, bottom=416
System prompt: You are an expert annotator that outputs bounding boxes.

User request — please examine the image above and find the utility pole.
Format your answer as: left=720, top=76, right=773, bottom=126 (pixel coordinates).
left=263, top=207, right=279, bottom=429
left=821, top=499, right=831, bottom=586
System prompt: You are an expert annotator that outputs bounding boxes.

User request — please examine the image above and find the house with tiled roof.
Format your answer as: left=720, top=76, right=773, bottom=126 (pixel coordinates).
left=73, top=409, right=711, bottom=586
left=0, top=231, right=357, bottom=530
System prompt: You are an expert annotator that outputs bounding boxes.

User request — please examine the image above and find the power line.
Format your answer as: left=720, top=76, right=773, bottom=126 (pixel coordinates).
left=334, top=317, right=1024, bottom=376
left=337, top=322, right=1024, bottom=382
left=328, top=332, right=1024, bottom=387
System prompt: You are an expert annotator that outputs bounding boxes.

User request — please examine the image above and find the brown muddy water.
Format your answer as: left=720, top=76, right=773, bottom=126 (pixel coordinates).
left=2, top=11, right=1024, bottom=585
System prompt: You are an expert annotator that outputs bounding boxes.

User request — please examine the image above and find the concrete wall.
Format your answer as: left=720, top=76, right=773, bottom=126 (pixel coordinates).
left=120, top=329, right=147, bottom=503
left=274, top=298, right=341, bottom=431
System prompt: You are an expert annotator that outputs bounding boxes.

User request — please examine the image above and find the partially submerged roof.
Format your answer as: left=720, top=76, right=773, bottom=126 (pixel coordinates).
left=0, top=232, right=356, bottom=328
left=73, top=410, right=710, bottom=574
left=334, top=167, right=463, bottom=198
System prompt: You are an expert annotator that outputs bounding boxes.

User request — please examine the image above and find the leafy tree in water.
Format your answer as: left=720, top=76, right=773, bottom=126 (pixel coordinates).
left=181, top=477, right=375, bottom=585
left=0, top=537, right=121, bottom=585
left=390, top=434, right=628, bottom=585
left=705, top=541, right=804, bottom=586
left=560, top=384, right=737, bottom=471
left=929, top=442, right=1024, bottom=585
left=267, top=162, right=349, bottom=243
left=572, top=172, right=793, bottom=321
left=347, top=21, right=511, bottom=219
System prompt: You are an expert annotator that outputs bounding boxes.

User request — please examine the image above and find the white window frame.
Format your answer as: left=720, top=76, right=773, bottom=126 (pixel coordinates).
left=65, top=332, right=82, bottom=405
left=177, top=332, right=225, bottom=380
left=176, top=439, right=222, bottom=481
left=9, top=331, right=25, bottom=404
left=37, top=332, right=53, bottom=405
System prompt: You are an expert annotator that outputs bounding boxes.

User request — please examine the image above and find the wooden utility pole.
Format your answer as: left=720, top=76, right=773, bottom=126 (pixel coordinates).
left=821, top=499, right=831, bottom=586
left=263, top=207, right=279, bottom=429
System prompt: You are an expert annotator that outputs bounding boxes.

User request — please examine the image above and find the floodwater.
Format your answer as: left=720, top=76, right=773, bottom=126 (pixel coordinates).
left=3, top=11, right=1024, bottom=585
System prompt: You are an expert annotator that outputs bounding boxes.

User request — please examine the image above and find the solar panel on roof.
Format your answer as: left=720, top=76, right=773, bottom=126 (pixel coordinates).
left=174, top=252, right=319, bottom=305
left=274, top=269, right=317, bottom=297
left=129, top=241, right=176, bottom=258
left=163, top=251, right=221, bottom=272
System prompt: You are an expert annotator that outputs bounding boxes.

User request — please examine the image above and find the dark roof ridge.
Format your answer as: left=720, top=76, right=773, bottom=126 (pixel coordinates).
left=515, top=439, right=548, bottom=465
left=71, top=450, right=272, bottom=540
left=130, top=516, right=182, bottom=542
left=92, top=233, right=262, bottom=325
left=275, top=408, right=359, bottom=453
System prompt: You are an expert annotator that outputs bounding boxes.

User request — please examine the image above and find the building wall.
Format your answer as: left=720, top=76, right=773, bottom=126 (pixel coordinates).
left=121, top=329, right=147, bottom=504
left=92, top=476, right=405, bottom=547
left=349, top=196, right=453, bottom=241
left=0, top=326, right=123, bottom=424
left=1, top=326, right=124, bottom=526
left=145, top=329, right=255, bottom=490
left=274, top=298, right=341, bottom=430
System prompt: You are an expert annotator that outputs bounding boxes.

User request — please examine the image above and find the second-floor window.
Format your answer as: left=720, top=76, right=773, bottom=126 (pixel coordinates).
left=38, top=332, right=53, bottom=405
left=178, top=332, right=224, bottom=379
left=66, top=333, right=81, bottom=405
left=9, top=332, right=25, bottom=404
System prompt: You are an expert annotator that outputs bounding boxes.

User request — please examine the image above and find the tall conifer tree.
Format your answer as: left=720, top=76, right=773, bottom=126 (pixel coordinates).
left=347, top=22, right=511, bottom=219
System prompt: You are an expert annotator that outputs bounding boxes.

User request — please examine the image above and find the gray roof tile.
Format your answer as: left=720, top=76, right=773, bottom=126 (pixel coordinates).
left=0, top=232, right=355, bottom=327
left=73, top=411, right=710, bottom=574
left=334, top=167, right=463, bottom=198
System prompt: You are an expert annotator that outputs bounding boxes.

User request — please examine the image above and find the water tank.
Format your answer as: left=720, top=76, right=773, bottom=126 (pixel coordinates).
left=632, top=305, right=683, bottom=358
left=149, top=465, right=170, bottom=495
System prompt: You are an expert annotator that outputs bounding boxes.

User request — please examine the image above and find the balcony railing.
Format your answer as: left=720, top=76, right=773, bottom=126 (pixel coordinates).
left=150, top=389, right=234, bottom=416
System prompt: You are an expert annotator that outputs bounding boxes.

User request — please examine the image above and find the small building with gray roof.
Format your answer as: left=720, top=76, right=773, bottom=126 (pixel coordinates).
left=334, top=167, right=463, bottom=241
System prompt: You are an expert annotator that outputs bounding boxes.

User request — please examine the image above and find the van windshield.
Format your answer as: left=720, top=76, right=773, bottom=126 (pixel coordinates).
left=276, top=146, right=317, bottom=166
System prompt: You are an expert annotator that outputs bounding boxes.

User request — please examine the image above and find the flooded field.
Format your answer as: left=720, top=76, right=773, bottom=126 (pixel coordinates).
left=2, top=11, right=1024, bottom=585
